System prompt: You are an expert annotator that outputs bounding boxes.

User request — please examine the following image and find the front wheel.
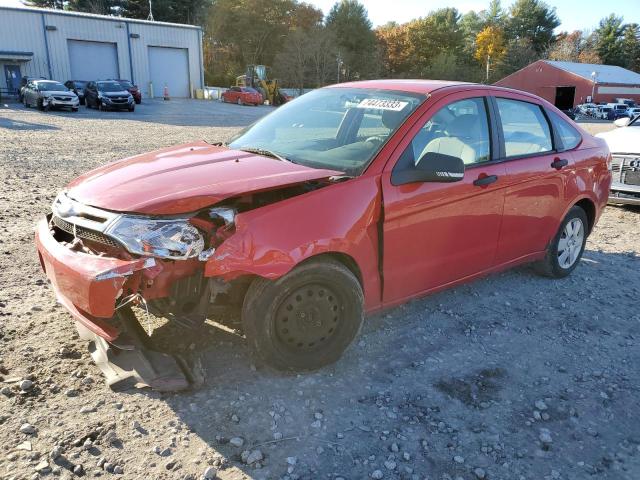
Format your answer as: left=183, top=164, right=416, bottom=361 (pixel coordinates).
left=534, top=206, right=588, bottom=278
left=242, top=258, right=364, bottom=372
left=128, top=105, right=135, bottom=112
left=237, top=98, right=243, bottom=106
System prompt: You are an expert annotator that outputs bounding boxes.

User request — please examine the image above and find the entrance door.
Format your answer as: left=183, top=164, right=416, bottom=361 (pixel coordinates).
left=554, top=86, right=575, bottom=110
left=4, top=65, right=21, bottom=94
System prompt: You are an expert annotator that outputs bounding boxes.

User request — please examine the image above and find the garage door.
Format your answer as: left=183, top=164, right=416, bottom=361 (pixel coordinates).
left=68, top=40, right=119, bottom=81
left=148, top=46, right=190, bottom=98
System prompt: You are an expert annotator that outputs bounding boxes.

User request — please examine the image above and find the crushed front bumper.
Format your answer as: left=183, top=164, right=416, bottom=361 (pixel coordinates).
left=35, top=217, right=193, bottom=391
left=35, top=217, right=152, bottom=341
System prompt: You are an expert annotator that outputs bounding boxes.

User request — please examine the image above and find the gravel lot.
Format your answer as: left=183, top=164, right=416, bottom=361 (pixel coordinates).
left=1, top=100, right=639, bottom=480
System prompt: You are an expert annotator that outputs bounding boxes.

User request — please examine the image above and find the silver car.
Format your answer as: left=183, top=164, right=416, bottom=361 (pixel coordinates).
left=23, top=80, right=79, bottom=112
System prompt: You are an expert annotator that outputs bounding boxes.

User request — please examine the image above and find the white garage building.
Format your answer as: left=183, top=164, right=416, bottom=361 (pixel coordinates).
left=0, top=6, right=203, bottom=98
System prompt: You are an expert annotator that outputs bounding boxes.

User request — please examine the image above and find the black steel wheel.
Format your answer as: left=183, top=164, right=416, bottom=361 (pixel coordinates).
left=243, top=258, right=363, bottom=371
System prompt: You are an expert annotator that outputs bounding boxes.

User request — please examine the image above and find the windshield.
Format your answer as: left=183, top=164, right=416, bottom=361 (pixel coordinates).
left=37, top=82, right=67, bottom=91
left=98, top=82, right=124, bottom=92
left=228, top=87, right=424, bottom=175
left=242, top=87, right=258, bottom=93
left=118, top=80, right=133, bottom=88
left=74, top=81, right=87, bottom=88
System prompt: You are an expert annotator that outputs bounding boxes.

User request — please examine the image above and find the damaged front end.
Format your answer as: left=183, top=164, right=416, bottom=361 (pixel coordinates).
left=35, top=180, right=335, bottom=391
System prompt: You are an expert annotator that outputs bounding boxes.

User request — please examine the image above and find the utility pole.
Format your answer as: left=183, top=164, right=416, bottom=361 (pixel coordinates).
left=337, top=53, right=342, bottom=84
left=591, top=71, right=597, bottom=103
left=147, top=0, right=154, bottom=21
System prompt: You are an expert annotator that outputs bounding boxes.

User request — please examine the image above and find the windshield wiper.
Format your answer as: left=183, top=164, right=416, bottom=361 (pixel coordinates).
left=238, top=147, right=290, bottom=163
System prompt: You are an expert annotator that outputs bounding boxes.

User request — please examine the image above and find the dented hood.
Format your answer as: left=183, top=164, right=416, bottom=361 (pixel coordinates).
left=66, top=141, right=342, bottom=214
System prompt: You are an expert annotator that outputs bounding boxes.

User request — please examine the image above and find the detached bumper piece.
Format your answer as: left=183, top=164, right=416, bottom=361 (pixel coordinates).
left=610, top=154, right=640, bottom=205
left=76, top=308, right=192, bottom=392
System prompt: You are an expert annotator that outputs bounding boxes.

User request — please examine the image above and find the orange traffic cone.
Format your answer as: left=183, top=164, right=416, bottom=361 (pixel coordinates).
left=163, top=84, right=170, bottom=101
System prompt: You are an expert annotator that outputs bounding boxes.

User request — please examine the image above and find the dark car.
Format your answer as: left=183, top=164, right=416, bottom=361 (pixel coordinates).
left=84, top=81, right=135, bottom=111
left=109, top=79, right=141, bottom=104
left=18, top=76, right=46, bottom=102
left=64, top=80, right=88, bottom=105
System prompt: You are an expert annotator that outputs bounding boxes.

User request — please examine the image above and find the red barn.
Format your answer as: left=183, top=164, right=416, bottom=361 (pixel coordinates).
left=495, top=60, right=640, bottom=109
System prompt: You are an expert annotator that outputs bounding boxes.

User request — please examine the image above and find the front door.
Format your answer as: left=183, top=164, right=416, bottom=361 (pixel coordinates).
left=381, top=94, right=506, bottom=305
left=4, top=65, right=21, bottom=94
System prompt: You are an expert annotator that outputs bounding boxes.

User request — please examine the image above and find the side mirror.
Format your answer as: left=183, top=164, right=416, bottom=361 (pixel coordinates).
left=614, top=117, right=630, bottom=128
left=393, top=152, right=465, bottom=185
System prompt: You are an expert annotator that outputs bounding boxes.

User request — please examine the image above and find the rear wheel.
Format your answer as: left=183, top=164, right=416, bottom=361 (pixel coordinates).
left=242, top=258, right=364, bottom=371
left=534, top=206, right=588, bottom=278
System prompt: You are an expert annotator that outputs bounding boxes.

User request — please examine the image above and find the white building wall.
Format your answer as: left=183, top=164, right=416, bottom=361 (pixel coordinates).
left=0, top=6, right=202, bottom=97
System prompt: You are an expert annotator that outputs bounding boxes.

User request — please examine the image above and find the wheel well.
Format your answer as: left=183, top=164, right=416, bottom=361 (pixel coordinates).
left=299, top=252, right=363, bottom=288
left=574, top=199, right=596, bottom=234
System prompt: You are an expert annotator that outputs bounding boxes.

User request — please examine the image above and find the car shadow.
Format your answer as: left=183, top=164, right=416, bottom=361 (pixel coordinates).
left=114, top=246, right=640, bottom=479
left=0, top=116, right=60, bottom=131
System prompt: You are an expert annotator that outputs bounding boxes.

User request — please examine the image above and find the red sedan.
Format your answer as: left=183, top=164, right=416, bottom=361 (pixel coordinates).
left=35, top=80, right=611, bottom=390
left=222, top=86, right=263, bottom=106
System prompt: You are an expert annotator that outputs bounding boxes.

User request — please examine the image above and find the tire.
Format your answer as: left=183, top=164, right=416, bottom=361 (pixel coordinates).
left=23, top=97, right=29, bottom=108
left=72, top=107, right=78, bottom=112
left=135, top=98, right=141, bottom=105
left=37, top=99, right=44, bottom=111
left=242, top=258, right=364, bottom=372
left=237, top=98, right=243, bottom=106
left=534, top=206, right=588, bottom=278
left=128, top=105, right=135, bottom=112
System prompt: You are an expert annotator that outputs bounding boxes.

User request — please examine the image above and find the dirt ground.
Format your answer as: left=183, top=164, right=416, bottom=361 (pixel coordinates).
left=0, top=102, right=639, bottom=480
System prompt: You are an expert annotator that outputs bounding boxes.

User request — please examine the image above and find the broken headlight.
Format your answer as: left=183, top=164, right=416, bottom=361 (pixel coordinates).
left=105, top=216, right=204, bottom=260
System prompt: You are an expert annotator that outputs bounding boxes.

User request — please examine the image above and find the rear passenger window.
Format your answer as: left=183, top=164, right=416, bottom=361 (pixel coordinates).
left=496, top=98, right=553, bottom=158
left=548, top=110, right=582, bottom=151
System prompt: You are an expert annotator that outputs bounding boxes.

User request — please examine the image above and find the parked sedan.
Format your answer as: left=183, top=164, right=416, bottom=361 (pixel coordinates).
left=627, top=107, right=640, bottom=119
left=110, top=79, right=142, bottom=104
left=597, top=115, right=640, bottom=205
left=18, top=75, right=46, bottom=102
left=35, top=80, right=611, bottom=391
left=64, top=80, right=88, bottom=105
left=84, top=81, right=135, bottom=111
left=222, top=86, right=263, bottom=106
left=23, top=80, right=79, bottom=111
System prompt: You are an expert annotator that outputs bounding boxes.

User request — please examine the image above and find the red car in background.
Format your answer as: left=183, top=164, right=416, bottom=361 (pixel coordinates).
left=111, top=79, right=141, bottom=104
left=35, top=80, right=611, bottom=391
left=222, top=86, right=263, bottom=106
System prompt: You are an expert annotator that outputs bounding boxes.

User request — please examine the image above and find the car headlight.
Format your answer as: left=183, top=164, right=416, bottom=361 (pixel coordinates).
left=104, top=216, right=204, bottom=260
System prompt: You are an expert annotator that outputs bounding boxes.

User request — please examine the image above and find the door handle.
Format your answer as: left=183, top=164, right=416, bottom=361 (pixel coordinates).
left=551, top=158, right=569, bottom=170
left=473, top=175, right=498, bottom=187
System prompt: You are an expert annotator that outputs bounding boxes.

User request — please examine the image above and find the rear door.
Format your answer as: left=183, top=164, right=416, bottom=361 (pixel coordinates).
left=381, top=91, right=506, bottom=304
left=492, top=94, right=572, bottom=264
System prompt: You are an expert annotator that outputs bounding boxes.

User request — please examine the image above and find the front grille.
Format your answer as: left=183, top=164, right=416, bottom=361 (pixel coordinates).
left=54, top=96, right=72, bottom=101
left=52, top=215, right=119, bottom=247
left=611, top=155, right=640, bottom=185
left=110, top=97, right=128, bottom=103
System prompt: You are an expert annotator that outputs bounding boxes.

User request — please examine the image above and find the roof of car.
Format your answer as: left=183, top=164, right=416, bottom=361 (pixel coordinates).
left=328, top=79, right=476, bottom=94
left=34, top=80, right=60, bottom=84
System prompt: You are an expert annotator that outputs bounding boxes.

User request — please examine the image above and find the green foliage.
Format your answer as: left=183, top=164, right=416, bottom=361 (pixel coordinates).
left=23, top=0, right=65, bottom=9
left=594, top=14, right=626, bottom=67
left=506, top=0, right=559, bottom=54
left=621, top=23, right=640, bottom=72
left=326, top=0, right=379, bottom=80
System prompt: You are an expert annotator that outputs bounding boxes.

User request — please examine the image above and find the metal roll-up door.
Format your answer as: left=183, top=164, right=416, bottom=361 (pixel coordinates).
left=68, top=40, right=119, bottom=81
left=148, top=46, right=190, bottom=98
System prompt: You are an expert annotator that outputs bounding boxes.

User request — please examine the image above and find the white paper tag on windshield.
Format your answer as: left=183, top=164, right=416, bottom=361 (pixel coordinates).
left=356, top=98, right=409, bottom=111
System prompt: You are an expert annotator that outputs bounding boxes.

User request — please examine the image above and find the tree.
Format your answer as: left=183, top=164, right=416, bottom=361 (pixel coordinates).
left=498, top=37, right=538, bottom=77
left=547, top=30, right=601, bottom=64
left=621, top=23, right=640, bottom=72
left=375, top=22, right=411, bottom=77
left=481, top=0, right=505, bottom=28
left=475, top=26, right=506, bottom=82
left=23, top=0, right=65, bottom=9
left=326, top=0, right=379, bottom=80
left=594, top=14, right=625, bottom=66
left=407, top=8, right=464, bottom=73
left=67, top=0, right=120, bottom=15
left=506, top=0, right=559, bottom=54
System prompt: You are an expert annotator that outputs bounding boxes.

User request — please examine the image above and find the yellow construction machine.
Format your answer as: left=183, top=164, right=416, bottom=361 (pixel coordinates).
left=235, top=65, right=288, bottom=106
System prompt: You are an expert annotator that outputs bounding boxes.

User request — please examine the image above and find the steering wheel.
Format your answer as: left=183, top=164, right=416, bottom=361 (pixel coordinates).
left=364, top=135, right=386, bottom=145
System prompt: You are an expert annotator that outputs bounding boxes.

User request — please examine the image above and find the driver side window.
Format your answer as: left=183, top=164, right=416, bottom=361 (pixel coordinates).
left=396, top=97, right=491, bottom=173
